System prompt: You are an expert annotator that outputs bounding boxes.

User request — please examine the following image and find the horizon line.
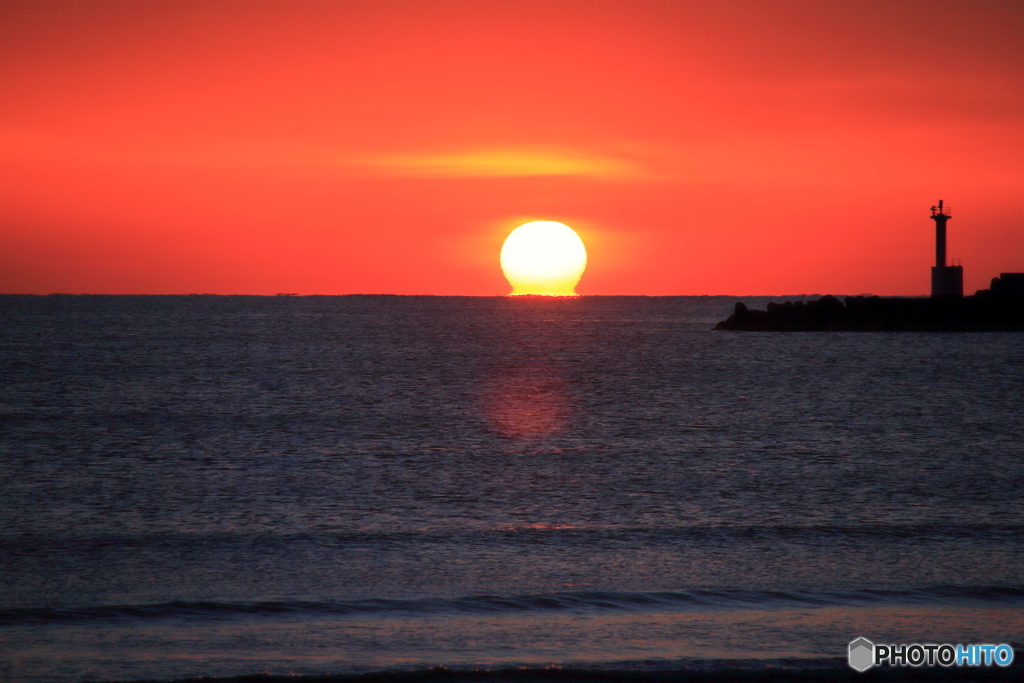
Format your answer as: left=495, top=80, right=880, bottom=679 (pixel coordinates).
left=1, top=292, right=912, bottom=299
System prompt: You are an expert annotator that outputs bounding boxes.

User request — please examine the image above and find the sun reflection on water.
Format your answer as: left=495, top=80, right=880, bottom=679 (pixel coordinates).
left=481, top=368, right=571, bottom=440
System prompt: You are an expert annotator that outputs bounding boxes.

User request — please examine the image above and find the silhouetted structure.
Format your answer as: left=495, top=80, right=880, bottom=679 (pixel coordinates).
left=976, top=273, right=1024, bottom=301
left=716, top=295, right=1024, bottom=331
left=715, top=202, right=1024, bottom=331
left=930, top=200, right=963, bottom=297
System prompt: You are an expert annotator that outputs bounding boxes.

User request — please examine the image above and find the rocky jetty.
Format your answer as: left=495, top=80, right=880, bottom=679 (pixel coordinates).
left=716, top=278, right=1024, bottom=332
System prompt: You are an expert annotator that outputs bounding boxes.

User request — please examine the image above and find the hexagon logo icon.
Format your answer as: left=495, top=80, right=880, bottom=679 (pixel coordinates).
left=849, top=637, right=875, bottom=672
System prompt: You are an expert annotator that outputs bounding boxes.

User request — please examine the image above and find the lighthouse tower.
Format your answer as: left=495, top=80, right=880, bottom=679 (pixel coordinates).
left=930, top=200, right=963, bottom=297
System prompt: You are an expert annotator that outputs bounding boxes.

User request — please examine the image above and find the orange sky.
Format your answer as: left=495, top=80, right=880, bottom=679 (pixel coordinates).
left=2, top=0, right=1022, bottom=295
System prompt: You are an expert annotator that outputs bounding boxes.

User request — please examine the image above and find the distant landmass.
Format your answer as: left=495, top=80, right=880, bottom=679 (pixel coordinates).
left=716, top=274, right=1024, bottom=332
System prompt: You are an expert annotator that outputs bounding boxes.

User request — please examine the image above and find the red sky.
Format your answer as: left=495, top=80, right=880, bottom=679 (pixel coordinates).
left=2, top=0, right=1022, bottom=295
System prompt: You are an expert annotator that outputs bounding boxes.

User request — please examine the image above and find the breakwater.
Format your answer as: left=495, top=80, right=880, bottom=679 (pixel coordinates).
left=716, top=294, right=1024, bottom=331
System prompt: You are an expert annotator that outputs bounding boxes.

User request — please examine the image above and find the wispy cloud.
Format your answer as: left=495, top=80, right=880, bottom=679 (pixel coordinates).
left=355, top=147, right=646, bottom=179
left=0, top=131, right=661, bottom=181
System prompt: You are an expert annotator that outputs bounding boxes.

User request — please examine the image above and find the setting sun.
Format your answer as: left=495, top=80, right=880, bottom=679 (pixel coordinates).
left=500, top=221, right=588, bottom=296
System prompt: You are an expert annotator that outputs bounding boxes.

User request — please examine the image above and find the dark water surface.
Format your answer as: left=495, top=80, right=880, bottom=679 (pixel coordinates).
left=1, top=295, right=1022, bottom=682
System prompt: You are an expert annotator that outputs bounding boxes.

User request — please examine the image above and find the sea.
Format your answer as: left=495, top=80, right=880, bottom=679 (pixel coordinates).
left=1, top=294, right=1022, bottom=683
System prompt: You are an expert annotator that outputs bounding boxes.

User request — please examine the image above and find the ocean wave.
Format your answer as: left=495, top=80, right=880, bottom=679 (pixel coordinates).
left=8, top=661, right=1024, bottom=683
left=3, top=586, right=1022, bottom=626
left=91, top=661, right=1022, bottom=683
left=4, top=522, right=1023, bottom=551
